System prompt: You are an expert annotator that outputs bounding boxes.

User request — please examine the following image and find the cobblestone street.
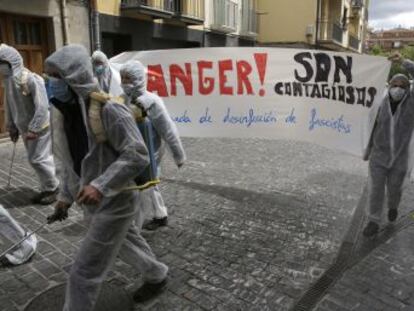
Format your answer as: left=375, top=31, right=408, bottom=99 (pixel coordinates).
left=0, top=137, right=413, bottom=311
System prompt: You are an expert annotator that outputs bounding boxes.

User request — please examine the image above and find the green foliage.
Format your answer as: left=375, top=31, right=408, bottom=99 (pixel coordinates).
left=368, top=45, right=414, bottom=79
left=389, top=63, right=407, bottom=78
left=401, top=45, right=414, bottom=60
left=370, top=44, right=387, bottom=56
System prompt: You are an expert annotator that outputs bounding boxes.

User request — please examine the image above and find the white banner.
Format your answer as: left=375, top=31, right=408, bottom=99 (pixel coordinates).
left=111, top=47, right=390, bottom=157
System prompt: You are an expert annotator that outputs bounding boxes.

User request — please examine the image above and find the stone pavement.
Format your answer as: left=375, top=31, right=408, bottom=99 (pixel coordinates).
left=314, top=185, right=414, bottom=311
left=0, top=137, right=413, bottom=311
left=315, top=224, right=414, bottom=311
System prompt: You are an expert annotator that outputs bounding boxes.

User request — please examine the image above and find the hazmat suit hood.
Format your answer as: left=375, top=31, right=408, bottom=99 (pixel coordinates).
left=363, top=58, right=414, bottom=188
left=120, top=60, right=147, bottom=97
left=389, top=73, right=410, bottom=88
left=91, top=50, right=123, bottom=96
left=45, top=44, right=99, bottom=98
left=388, top=73, right=410, bottom=103
left=121, top=60, right=186, bottom=167
left=0, top=43, right=24, bottom=77
left=92, top=50, right=109, bottom=66
left=47, top=49, right=166, bottom=311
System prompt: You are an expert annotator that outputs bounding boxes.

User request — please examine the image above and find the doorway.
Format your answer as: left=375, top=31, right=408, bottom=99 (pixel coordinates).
left=0, top=12, right=49, bottom=134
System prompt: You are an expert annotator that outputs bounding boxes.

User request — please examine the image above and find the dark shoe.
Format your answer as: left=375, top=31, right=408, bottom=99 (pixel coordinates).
left=0, top=256, right=12, bottom=267
left=363, top=221, right=379, bottom=238
left=143, top=217, right=168, bottom=231
left=388, top=208, right=398, bottom=222
left=133, top=278, right=168, bottom=303
left=31, top=188, right=58, bottom=205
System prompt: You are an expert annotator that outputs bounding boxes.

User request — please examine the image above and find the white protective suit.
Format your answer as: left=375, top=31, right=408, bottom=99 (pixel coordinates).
left=120, top=60, right=186, bottom=222
left=0, top=44, right=59, bottom=193
left=91, top=50, right=123, bottom=96
left=0, top=205, right=37, bottom=265
left=45, top=45, right=168, bottom=311
left=364, top=59, right=414, bottom=223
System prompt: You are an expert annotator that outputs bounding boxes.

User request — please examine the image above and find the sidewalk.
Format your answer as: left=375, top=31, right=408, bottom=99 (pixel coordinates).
left=0, top=138, right=412, bottom=310
left=315, top=222, right=414, bottom=311
left=314, top=186, right=414, bottom=311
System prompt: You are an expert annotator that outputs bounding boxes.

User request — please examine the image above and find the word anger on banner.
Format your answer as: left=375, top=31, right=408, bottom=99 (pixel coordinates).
left=111, top=47, right=390, bottom=157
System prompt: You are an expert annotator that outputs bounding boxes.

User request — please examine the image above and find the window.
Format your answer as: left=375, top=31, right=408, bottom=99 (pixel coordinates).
left=212, top=0, right=238, bottom=30
left=13, top=21, right=28, bottom=45
left=12, top=20, right=43, bottom=46
left=102, top=32, right=132, bottom=58
left=225, top=0, right=238, bottom=29
left=30, top=23, right=41, bottom=45
left=342, top=7, right=348, bottom=29
left=0, top=22, right=4, bottom=43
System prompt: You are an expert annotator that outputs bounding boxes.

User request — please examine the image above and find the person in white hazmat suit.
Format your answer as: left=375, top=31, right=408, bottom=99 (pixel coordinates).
left=0, top=44, right=59, bottom=204
left=119, top=60, right=186, bottom=230
left=44, top=45, right=169, bottom=311
left=91, top=50, right=123, bottom=96
left=0, top=204, right=37, bottom=266
left=363, top=52, right=414, bottom=237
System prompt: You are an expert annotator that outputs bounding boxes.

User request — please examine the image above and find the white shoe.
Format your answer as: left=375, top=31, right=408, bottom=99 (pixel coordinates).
left=5, top=233, right=37, bottom=265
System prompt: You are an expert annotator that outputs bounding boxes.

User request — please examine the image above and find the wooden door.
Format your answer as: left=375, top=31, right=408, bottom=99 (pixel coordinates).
left=0, top=12, right=49, bottom=134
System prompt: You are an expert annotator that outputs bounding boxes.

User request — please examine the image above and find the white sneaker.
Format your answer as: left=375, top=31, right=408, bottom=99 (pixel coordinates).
left=5, top=233, right=37, bottom=265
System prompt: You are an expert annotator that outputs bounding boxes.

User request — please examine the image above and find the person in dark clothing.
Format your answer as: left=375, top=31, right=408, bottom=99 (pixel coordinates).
left=49, top=95, right=89, bottom=176
left=45, top=45, right=168, bottom=311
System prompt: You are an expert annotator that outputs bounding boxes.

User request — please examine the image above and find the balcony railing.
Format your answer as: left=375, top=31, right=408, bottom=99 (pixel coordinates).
left=121, top=0, right=204, bottom=24
left=318, top=21, right=344, bottom=45
left=245, top=8, right=257, bottom=34
left=211, top=0, right=238, bottom=32
left=349, top=34, right=360, bottom=51
left=240, top=0, right=257, bottom=36
left=350, top=0, right=363, bottom=19
left=351, top=0, right=363, bottom=9
left=121, top=0, right=176, bottom=18
left=176, top=0, right=204, bottom=23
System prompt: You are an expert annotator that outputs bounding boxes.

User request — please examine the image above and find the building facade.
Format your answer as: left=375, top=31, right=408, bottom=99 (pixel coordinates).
left=0, top=0, right=258, bottom=133
left=203, top=0, right=258, bottom=47
left=257, top=0, right=369, bottom=54
left=97, top=0, right=258, bottom=57
left=366, top=28, right=414, bottom=52
left=0, top=0, right=90, bottom=133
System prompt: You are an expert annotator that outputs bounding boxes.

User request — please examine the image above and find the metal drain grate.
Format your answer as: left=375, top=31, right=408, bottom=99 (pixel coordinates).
left=292, top=260, right=349, bottom=311
left=291, top=184, right=367, bottom=311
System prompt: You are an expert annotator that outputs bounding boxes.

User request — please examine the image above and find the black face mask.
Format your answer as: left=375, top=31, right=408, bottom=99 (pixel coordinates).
left=53, top=98, right=89, bottom=176
left=0, top=61, right=12, bottom=78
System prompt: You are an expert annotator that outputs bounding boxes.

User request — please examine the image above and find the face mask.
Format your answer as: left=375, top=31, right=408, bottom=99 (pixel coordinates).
left=389, top=86, right=406, bottom=102
left=48, top=77, right=73, bottom=103
left=94, top=65, right=106, bottom=76
left=0, top=63, right=12, bottom=78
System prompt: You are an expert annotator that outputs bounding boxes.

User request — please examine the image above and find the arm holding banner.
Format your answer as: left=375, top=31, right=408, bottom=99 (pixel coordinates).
left=363, top=121, right=376, bottom=161
left=363, top=104, right=382, bottom=161
left=143, top=93, right=186, bottom=167
left=389, top=52, right=414, bottom=181
left=401, top=59, right=414, bottom=95
left=403, top=57, right=414, bottom=182
left=398, top=57, right=414, bottom=181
